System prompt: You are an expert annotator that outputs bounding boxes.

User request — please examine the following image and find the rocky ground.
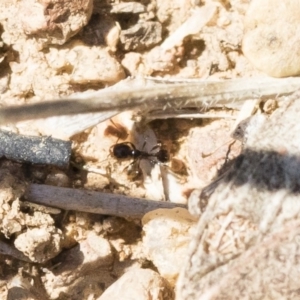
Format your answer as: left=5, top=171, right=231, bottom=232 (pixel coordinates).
left=0, top=0, right=299, bottom=299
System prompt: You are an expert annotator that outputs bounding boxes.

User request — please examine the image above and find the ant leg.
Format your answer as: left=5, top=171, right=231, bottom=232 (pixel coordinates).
left=110, top=119, right=121, bottom=144
left=70, top=155, right=109, bottom=177
left=123, top=158, right=142, bottom=180
left=150, top=145, right=160, bottom=152
left=149, top=141, right=165, bottom=154
left=111, top=119, right=128, bottom=140
left=201, top=139, right=235, bottom=158
left=141, top=141, right=147, bottom=150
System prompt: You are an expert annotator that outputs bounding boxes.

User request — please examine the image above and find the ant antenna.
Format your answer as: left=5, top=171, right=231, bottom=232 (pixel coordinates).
left=201, top=139, right=236, bottom=158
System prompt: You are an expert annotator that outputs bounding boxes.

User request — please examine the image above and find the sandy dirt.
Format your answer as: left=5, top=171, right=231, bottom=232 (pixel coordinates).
left=0, top=0, right=293, bottom=299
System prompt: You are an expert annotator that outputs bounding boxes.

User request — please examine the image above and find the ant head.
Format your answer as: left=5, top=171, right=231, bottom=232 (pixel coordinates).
left=157, top=149, right=169, bottom=163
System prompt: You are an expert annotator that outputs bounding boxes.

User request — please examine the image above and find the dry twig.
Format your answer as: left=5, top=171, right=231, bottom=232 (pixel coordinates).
left=26, top=184, right=187, bottom=219
left=0, top=77, right=300, bottom=124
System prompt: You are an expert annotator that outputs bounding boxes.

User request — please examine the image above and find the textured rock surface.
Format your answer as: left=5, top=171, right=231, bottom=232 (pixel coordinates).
left=177, top=94, right=300, bottom=299
left=243, top=0, right=300, bottom=77
left=23, top=0, right=93, bottom=42
left=1, top=0, right=297, bottom=298
left=142, top=208, right=197, bottom=285
left=43, top=232, right=113, bottom=299
left=14, top=227, right=62, bottom=263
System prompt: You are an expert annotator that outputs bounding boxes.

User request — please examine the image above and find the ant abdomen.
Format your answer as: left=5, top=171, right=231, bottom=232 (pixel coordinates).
left=111, top=142, right=142, bottom=160
left=112, top=143, right=132, bottom=159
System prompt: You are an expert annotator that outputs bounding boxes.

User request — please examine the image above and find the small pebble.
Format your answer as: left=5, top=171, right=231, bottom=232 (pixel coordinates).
left=243, top=0, right=300, bottom=77
left=98, top=268, right=174, bottom=300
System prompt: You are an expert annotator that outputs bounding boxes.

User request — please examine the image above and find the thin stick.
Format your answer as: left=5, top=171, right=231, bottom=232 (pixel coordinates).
left=0, top=130, right=71, bottom=167
left=146, top=112, right=236, bottom=119
left=1, top=77, right=300, bottom=124
left=26, top=184, right=187, bottom=219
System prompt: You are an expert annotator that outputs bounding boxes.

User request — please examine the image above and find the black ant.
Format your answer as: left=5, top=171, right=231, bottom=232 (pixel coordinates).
left=111, top=142, right=169, bottom=178
left=112, top=142, right=169, bottom=163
